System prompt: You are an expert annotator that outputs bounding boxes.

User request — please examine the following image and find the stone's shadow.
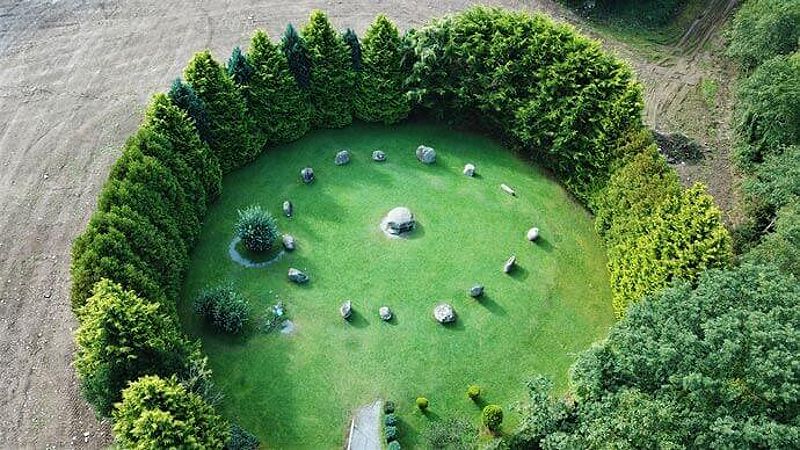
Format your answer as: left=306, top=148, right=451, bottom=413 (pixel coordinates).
left=477, top=295, right=507, bottom=316
left=406, top=221, right=426, bottom=240
left=534, top=236, right=554, bottom=253
left=383, top=313, right=399, bottom=326
left=439, top=318, right=465, bottom=332
left=508, top=264, right=530, bottom=282
left=471, top=172, right=484, bottom=180
left=346, top=309, right=369, bottom=329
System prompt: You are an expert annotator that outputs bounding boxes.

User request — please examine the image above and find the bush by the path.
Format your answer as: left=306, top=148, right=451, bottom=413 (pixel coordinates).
left=743, top=205, right=800, bottom=278
left=282, top=24, right=311, bottom=89
left=726, top=0, right=800, bottom=70
left=113, top=375, right=229, bottom=449
left=194, top=284, right=252, bottom=335
left=247, top=29, right=311, bottom=143
left=302, top=10, right=355, bottom=128
left=511, top=263, right=800, bottom=448
left=168, top=78, right=212, bottom=144
left=354, top=15, right=410, bottom=124
left=74, top=280, right=194, bottom=417
left=185, top=50, right=255, bottom=172
left=482, top=404, right=503, bottom=433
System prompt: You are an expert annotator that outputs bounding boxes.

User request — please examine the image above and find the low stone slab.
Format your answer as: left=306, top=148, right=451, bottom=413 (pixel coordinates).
left=335, top=150, right=351, bottom=165
left=288, top=267, right=309, bottom=284
left=372, top=150, right=386, bottom=162
left=416, top=145, right=436, bottom=164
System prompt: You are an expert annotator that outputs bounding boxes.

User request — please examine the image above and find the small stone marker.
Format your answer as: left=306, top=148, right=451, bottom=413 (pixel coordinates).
left=340, top=301, right=353, bottom=320
left=288, top=267, right=309, bottom=284
left=433, top=303, right=456, bottom=324
left=372, top=150, right=386, bottom=162
left=503, top=255, right=517, bottom=274
left=283, top=200, right=293, bottom=218
left=469, top=284, right=484, bottom=298
left=300, top=167, right=314, bottom=184
left=416, top=145, right=436, bottom=164
left=501, top=183, right=516, bottom=196
left=335, top=150, right=351, bottom=165
left=463, top=163, right=476, bottom=177
left=282, top=234, right=296, bottom=251
left=527, top=227, right=540, bottom=242
left=381, top=206, right=415, bottom=236
left=379, top=306, right=393, bottom=321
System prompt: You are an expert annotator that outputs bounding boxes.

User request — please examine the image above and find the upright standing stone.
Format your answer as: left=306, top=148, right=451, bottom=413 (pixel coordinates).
left=416, top=145, right=436, bottom=164
left=527, top=227, right=540, bottom=242
left=463, top=164, right=476, bottom=177
left=288, top=267, right=309, bottom=284
left=379, top=306, right=393, bottom=321
left=282, top=234, right=296, bottom=251
left=335, top=150, right=351, bottom=165
left=433, top=303, right=456, bottom=324
left=300, top=167, right=314, bottom=184
left=372, top=150, right=386, bottom=162
left=503, top=255, right=517, bottom=274
left=469, top=284, right=484, bottom=298
left=283, top=200, right=293, bottom=218
left=340, top=301, right=353, bottom=320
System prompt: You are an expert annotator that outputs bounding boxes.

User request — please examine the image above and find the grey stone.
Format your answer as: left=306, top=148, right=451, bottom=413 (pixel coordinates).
left=372, top=150, right=386, bottom=162
left=469, top=284, right=484, bottom=298
left=288, top=267, right=309, bottom=284
left=501, top=183, right=516, bottom=196
left=503, top=255, right=517, bottom=274
left=433, top=303, right=456, bottom=324
left=527, top=227, right=540, bottom=242
left=300, top=167, right=314, bottom=184
left=463, top=163, right=476, bottom=177
left=416, top=145, right=436, bottom=164
left=335, top=150, right=351, bottom=165
left=282, top=234, right=296, bottom=251
left=340, top=301, right=353, bottom=320
left=381, top=206, right=415, bottom=236
left=379, top=306, right=393, bottom=321
left=283, top=200, right=293, bottom=218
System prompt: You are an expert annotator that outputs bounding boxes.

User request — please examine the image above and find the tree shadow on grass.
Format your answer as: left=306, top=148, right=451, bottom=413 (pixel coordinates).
left=476, top=295, right=507, bottom=316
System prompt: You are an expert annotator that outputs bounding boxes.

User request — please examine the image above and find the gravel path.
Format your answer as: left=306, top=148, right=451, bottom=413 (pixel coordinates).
left=347, top=401, right=383, bottom=450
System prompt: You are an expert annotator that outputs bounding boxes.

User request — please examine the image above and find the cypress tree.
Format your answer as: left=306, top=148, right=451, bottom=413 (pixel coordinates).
left=143, top=93, right=222, bottom=203
left=355, top=15, right=411, bottom=124
left=227, top=46, right=253, bottom=86
left=281, top=24, right=311, bottom=89
left=168, top=78, right=211, bottom=144
left=302, top=10, right=355, bottom=128
left=343, top=28, right=362, bottom=72
left=184, top=50, right=256, bottom=173
left=247, top=29, right=312, bottom=143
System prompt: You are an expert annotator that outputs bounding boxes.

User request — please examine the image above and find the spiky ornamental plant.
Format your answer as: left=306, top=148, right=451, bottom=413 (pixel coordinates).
left=302, top=10, right=355, bottom=128
left=168, top=78, right=212, bottom=143
left=343, top=28, right=362, bottom=72
left=247, top=29, right=312, bottom=143
left=355, top=14, right=410, bottom=124
left=227, top=46, right=254, bottom=86
left=184, top=50, right=256, bottom=172
left=235, top=205, right=280, bottom=253
left=281, top=23, right=311, bottom=89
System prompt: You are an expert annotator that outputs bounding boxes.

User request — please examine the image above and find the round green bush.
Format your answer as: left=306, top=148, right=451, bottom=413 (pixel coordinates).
left=383, top=400, right=395, bottom=414
left=193, top=284, right=251, bottom=334
left=235, top=205, right=280, bottom=252
left=482, top=404, right=503, bottom=432
left=385, top=425, right=398, bottom=442
left=387, top=441, right=401, bottom=450
left=228, top=422, right=259, bottom=450
left=415, top=397, right=429, bottom=410
left=384, top=413, right=398, bottom=426
left=467, top=384, right=481, bottom=400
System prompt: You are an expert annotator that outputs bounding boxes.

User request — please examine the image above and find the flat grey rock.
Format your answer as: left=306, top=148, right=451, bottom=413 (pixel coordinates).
left=381, top=206, right=415, bottom=236
left=372, top=150, right=386, bottom=162
left=288, top=267, right=309, bottom=284
left=282, top=234, right=296, bottom=251
left=416, top=145, right=436, bottom=164
left=433, top=303, right=456, bottom=323
left=335, top=150, right=351, bottom=165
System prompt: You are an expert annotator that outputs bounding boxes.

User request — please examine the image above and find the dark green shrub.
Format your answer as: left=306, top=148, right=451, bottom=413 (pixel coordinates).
left=282, top=23, right=311, bottom=88
left=235, top=205, right=280, bottom=253
left=481, top=404, right=503, bottom=432
left=302, top=10, right=355, bottom=128
left=384, top=413, right=398, bottom=426
left=226, top=422, right=260, bottom=450
left=184, top=50, right=255, bottom=172
left=227, top=46, right=253, bottom=86
left=743, top=145, right=800, bottom=215
left=743, top=205, right=800, bottom=278
left=247, top=29, right=312, bottom=144
left=726, top=0, right=800, bottom=69
left=423, top=418, right=476, bottom=448
left=385, top=425, right=398, bottom=442
left=354, top=14, right=410, bottom=124
left=169, top=78, right=212, bottom=143
left=113, top=375, right=229, bottom=449
left=467, top=384, right=481, bottom=400
left=75, top=280, right=193, bottom=417
left=387, top=441, right=401, bottom=450
left=416, top=397, right=429, bottom=410
left=194, top=284, right=252, bottom=335
left=384, top=400, right=395, bottom=414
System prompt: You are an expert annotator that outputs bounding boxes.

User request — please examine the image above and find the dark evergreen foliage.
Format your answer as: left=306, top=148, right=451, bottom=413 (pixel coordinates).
left=168, top=78, right=212, bottom=143
left=342, top=28, right=362, bottom=72
left=227, top=46, right=253, bottom=86
left=281, top=23, right=311, bottom=89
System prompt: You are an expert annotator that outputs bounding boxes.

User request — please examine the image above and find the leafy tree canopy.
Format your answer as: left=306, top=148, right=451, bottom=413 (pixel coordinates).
left=726, top=0, right=800, bottom=69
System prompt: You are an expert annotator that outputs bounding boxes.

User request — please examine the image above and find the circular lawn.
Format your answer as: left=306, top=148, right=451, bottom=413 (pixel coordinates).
left=178, top=120, right=614, bottom=448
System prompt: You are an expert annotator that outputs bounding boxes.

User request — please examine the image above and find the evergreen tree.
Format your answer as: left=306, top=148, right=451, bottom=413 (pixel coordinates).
left=281, top=24, right=311, bottom=89
left=168, top=78, right=211, bottom=143
left=74, top=280, right=193, bottom=417
left=143, top=93, right=222, bottom=202
left=184, top=50, right=256, bottom=173
left=343, top=28, right=362, bottom=72
left=113, top=375, right=229, bottom=449
left=226, top=46, right=253, bottom=86
left=354, top=15, right=410, bottom=124
left=302, top=10, right=355, bottom=128
left=247, top=29, right=311, bottom=143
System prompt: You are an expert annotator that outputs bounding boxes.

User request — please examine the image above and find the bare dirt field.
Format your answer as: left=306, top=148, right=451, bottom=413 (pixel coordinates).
left=0, top=1, right=737, bottom=447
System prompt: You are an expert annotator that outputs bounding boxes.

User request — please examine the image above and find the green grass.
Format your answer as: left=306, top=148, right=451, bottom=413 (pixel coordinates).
left=178, top=120, right=614, bottom=448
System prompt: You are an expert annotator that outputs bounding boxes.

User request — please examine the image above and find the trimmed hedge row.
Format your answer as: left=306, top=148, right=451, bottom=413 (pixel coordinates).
left=69, top=7, right=730, bottom=446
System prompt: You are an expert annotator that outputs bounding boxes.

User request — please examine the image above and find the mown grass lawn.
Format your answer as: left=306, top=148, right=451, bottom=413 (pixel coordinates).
left=178, top=120, right=614, bottom=448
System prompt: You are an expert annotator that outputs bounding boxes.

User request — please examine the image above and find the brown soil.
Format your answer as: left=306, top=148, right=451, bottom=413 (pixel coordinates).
left=0, top=1, right=738, bottom=447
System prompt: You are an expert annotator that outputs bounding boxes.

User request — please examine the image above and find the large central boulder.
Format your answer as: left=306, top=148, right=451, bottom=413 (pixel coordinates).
left=381, top=206, right=416, bottom=236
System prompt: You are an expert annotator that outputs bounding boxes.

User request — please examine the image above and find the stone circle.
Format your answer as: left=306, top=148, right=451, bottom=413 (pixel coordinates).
left=380, top=206, right=416, bottom=236
left=379, top=306, right=393, bottom=321
left=416, top=145, right=436, bottom=164
left=463, top=163, right=476, bottom=177
left=334, top=150, right=350, bottom=165
left=288, top=267, right=309, bottom=284
left=433, top=303, right=456, bottom=324
left=372, top=150, right=386, bottom=162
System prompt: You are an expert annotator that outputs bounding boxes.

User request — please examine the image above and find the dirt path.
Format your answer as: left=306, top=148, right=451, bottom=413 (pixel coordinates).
left=0, top=1, right=738, bottom=447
